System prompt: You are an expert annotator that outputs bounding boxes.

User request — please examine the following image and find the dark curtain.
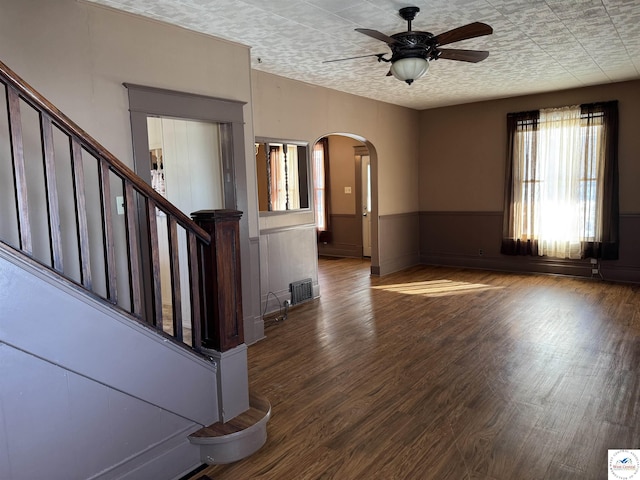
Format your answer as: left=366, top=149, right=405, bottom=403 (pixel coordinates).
left=581, top=101, right=619, bottom=259
left=297, top=145, right=310, bottom=209
left=501, top=110, right=539, bottom=255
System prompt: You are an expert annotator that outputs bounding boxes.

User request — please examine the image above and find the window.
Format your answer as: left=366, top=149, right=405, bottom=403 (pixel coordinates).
left=255, top=139, right=309, bottom=212
left=313, top=138, right=331, bottom=242
left=502, top=101, right=619, bottom=260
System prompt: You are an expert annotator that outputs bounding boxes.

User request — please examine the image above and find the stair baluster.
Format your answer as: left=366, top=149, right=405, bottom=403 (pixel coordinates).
left=0, top=59, right=226, bottom=353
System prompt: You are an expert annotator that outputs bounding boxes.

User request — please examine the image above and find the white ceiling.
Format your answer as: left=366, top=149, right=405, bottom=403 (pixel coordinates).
left=87, top=0, right=640, bottom=110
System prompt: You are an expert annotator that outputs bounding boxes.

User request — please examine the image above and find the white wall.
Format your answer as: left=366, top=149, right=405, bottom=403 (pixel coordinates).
left=161, top=118, right=224, bottom=213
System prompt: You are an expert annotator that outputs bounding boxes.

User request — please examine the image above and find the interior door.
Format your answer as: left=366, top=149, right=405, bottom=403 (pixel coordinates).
left=361, top=154, right=371, bottom=257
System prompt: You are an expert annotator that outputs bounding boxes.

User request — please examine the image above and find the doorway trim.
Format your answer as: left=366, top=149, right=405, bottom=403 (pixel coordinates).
left=124, top=83, right=251, bottom=319
left=125, top=83, right=245, bottom=208
left=314, top=133, right=380, bottom=275
left=354, top=146, right=371, bottom=258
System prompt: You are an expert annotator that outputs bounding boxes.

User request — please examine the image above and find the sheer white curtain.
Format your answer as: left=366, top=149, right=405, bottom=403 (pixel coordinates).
left=269, top=146, right=283, bottom=210
left=270, top=144, right=300, bottom=210
left=536, top=105, right=583, bottom=258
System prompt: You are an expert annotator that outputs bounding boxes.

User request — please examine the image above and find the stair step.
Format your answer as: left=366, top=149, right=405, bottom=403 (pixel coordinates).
left=189, top=392, right=270, bottom=464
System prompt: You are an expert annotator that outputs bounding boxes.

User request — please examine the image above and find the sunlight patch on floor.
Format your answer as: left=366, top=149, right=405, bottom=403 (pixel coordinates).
left=372, top=279, right=503, bottom=297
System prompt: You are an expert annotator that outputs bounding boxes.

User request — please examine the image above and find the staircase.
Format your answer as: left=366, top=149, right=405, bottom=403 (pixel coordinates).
left=0, top=59, right=268, bottom=479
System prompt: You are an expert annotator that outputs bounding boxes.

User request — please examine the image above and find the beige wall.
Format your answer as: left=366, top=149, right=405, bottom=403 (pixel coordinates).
left=0, top=0, right=259, bottom=242
left=419, top=80, right=640, bottom=213
left=251, top=70, right=422, bottom=275
left=0, top=0, right=253, bottom=169
left=252, top=70, right=421, bottom=216
left=328, top=135, right=362, bottom=215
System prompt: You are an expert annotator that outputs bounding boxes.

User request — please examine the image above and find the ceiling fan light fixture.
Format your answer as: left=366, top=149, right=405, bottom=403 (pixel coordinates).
left=390, top=57, right=429, bottom=85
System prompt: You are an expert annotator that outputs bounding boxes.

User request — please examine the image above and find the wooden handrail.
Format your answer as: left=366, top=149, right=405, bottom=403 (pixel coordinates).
left=0, top=59, right=217, bottom=351
left=0, top=59, right=210, bottom=244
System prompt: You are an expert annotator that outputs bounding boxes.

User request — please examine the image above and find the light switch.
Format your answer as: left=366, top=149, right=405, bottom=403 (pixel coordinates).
left=116, top=196, right=125, bottom=215
left=344, top=186, right=352, bottom=194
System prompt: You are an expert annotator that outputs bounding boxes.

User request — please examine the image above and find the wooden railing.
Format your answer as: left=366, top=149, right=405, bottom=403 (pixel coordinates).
left=0, top=59, right=243, bottom=352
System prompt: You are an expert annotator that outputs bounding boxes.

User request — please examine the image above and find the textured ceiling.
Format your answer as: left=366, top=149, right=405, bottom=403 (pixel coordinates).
left=87, top=0, right=640, bottom=110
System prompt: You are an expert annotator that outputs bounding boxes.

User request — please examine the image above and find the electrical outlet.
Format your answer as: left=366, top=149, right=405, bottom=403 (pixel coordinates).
left=478, top=249, right=484, bottom=256
left=592, top=268, right=599, bottom=274
left=284, top=300, right=290, bottom=308
left=590, top=258, right=598, bottom=265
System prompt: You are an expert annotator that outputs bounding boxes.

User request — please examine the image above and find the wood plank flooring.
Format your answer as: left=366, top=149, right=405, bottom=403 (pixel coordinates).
left=192, top=257, right=640, bottom=480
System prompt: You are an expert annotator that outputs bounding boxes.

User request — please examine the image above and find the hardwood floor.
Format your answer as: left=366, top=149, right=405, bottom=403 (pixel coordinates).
left=192, top=257, right=640, bottom=480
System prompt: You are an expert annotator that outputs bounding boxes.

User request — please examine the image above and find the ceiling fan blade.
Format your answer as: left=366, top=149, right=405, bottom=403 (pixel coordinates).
left=433, top=22, right=493, bottom=47
left=355, top=28, right=402, bottom=46
left=323, top=53, right=388, bottom=64
left=437, top=49, right=489, bottom=63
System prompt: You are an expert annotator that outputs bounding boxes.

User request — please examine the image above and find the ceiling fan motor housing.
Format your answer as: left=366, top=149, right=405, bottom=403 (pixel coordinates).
left=390, top=32, right=436, bottom=62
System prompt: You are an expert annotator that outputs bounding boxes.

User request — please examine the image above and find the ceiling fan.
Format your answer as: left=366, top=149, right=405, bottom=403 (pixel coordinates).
left=325, top=6, right=493, bottom=85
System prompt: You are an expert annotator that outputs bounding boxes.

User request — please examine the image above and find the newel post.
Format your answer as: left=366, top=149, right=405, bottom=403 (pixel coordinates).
left=191, top=209, right=244, bottom=352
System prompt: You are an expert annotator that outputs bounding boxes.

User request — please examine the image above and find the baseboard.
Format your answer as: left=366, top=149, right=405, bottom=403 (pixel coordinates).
left=246, top=315, right=265, bottom=345
left=600, top=264, right=640, bottom=284
left=421, top=253, right=640, bottom=283
left=261, top=280, right=320, bottom=316
left=91, top=425, right=201, bottom=480
left=317, top=242, right=362, bottom=258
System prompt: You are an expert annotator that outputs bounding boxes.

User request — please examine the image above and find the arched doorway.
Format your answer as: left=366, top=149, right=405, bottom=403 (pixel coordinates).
left=312, top=133, right=379, bottom=274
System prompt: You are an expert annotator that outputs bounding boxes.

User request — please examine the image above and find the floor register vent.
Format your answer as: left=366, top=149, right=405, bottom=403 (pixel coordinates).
left=290, top=278, right=313, bottom=305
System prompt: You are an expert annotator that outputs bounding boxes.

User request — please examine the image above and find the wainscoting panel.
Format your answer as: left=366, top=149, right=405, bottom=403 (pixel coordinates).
left=378, top=212, right=420, bottom=275
left=317, top=214, right=362, bottom=258
left=419, top=211, right=640, bottom=283
left=245, top=236, right=264, bottom=345
left=611, top=214, right=640, bottom=283
left=259, top=224, right=319, bottom=315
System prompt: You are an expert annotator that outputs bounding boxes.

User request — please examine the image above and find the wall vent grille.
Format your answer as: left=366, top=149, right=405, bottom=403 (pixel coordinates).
left=290, top=278, right=313, bottom=305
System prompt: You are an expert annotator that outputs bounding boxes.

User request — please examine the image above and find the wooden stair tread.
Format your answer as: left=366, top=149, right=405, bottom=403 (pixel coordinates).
left=190, top=394, right=270, bottom=438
